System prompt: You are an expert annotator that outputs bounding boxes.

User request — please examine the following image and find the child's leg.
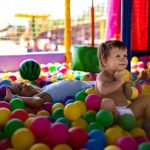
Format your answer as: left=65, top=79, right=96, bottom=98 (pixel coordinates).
left=128, top=95, right=150, bottom=120
left=101, top=98, right=119, bottom=121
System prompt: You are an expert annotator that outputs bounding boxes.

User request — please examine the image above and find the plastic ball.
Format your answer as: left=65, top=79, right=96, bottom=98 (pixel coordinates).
left=9, top=98, right=25, bottom=110
left=47, top=122, right=69, bottom=145
left=83, top=111, right=96, bottom=124
left=43, top=102, right=52, bottom=112
left=119, top=114, right=136, bottom=131
left=4, top=118, right=25, bottom=138
left=104, top=145, right=121, bottom=150
left=19, top=59, right=41, bottom=81
left=0, top=108, right=11, bottom=126
left=138, top=142, right=150, bottom=150
left=0, top=85, right=7, bottom=97
left=68, top=127, right=88, bottom=149
left=85, top=88, right=96, bottom=94
left=10, top=109, right=28, bottom=122
left=36, top=110, right=50, bottom=116
left=130, top=127, right=147, bottom=138
left=29, top=143, right=50, bottom=150
left=116, top=136, right=137, bottom=150
left=56, top=117, right=71, bottom=128
left=87, top=121, right=104, bottom=132
left=51, top=103, right=64, bottom=112
left=64, top=103, right=81, bottom=121
left=74, top=101, right=86, bottom=116
left=0, top=138, right=12, bottom=150
left=130, top=87, right=139, bottom=99
left=53, top=144, right=72, bottom=150
left=84, top=139, right=104, bottom=150
left=96, top=109, right=113, bottom=128
left=11, top=128, right=35, bottom=150
left=85, top=94, right=101, bottom=111
left=135, top=136, right=149, bottom=145
left=51, top=108, right=64, bottom=121
left=75, top=90, right=88, bottom=102
left=72, top=118, right=88, bottom=129
left=88, top=129, right=106, bottom=145
left=0, top=79, right=11, bottom=86
left=131, top=56, right=139, bottom=63
left=105, top=126, right=124, bottom=145
left=29, top=116, right=50, bottom=138
left=0, top=101, right=11, bottom=110
left=119, top=69, right=131, bottom=83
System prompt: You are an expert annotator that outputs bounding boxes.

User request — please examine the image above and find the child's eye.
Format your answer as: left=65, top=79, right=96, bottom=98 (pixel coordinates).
left=116, top=55, right=120, bottom=57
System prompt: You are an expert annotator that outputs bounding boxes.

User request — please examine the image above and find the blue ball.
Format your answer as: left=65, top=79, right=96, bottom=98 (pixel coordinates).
left=65, top=99, right=74, bottom=105
left=0, top=80, right=11, bottom=86
left=84, top=139, right=104, bottom=150
left=88, top=129, right=106, bottom=145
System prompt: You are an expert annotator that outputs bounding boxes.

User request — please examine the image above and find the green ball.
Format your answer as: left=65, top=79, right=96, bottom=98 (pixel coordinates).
left=51, top=108, right=64, bottom=121
left=4, top=118, right=24, bottom=138
left=56, top=117, right=71, bottom=128
left=75, top=90, right=88, bottom=102
left=138, top=143, right=150, bottom=150
left=96, top=109, right=114, bottom=128
left=9, top=98, right=24, bottom=110
left=83, top=111, right=96, bottom=124
left=87, top=121, right=104, bottom=132
left=119, top=114, right=136, bottom=131
left=19, top=59, right=41, bottom=81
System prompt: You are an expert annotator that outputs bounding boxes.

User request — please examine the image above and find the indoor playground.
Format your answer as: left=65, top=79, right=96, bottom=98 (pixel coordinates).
left=0, top=0, right=150, bottom=150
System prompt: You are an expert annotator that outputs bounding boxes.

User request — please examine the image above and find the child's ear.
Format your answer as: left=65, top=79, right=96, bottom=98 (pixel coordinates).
left=101, top=58, right=107, bottom=67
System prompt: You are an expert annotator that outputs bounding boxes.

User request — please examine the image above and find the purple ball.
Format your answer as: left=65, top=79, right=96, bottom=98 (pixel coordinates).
left=0, top=86, right=6, bottom=97
left=117, top=136, right=137, bottom=150
left=43, top=102, right=52, bottom=112
left=135, top=136, right=149, bottom=145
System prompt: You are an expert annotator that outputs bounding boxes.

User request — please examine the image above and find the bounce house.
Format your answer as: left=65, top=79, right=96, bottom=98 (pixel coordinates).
left=0, top=0, right=150, bottom=150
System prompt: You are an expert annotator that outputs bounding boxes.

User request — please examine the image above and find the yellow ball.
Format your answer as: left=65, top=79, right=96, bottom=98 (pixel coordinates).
left=72, top=118, right=88, bottom=129
left=105, top=126, right=124, bottom=145
left=0, top=108, right=11, bottom=126
left=51, top=103, right=64, bottom=112
left=130, top=87, right=139, bottom=99
left=36, top=110, right=50, bottom=116
left=142, top=84, right=150, bottom=95
left=53, top=144, right=72, bottom=150
left=131, top=56, right=139, bottom=63
left=24, top=117, right=34, bottom=127
left=85, top=88, right=96, bottom=94
left=130, top=127, right=147, bottom=138
left=104, top=145, right=121, bottom=150
left=74, top=101, right=86, bottom=116
left=64, top=103, right=81, bottom=121
left=29, top=143, right=50, bottom=150
left=120, top=69, right=131, bottom=83
left=11, top=128, right=35, bottom=150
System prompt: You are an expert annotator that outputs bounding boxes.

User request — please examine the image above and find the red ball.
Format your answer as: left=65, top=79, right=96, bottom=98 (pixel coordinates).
left=85, top=94, right=101, bottom=111
left=47, top=122, right=69, bottom=145
left=68, top=127, right=88, bottom=149
left=8, top=75, right=17, bottom=81
left=135, top=136, right=149, bottom=145
left=29, top=116, right=50, bottom=138
left=0, top=101, right=11, bottom=110
left=117, top=136, right=137, bottom=150
left=10, top=109, right=28, bottom=122
left=0, top=138, right=12, bottom=149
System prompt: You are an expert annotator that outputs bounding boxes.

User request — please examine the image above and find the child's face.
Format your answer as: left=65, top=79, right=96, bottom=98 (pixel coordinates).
left=103, top=47, right=128, bottom=71
left=12, top=82, right=40, bottom=96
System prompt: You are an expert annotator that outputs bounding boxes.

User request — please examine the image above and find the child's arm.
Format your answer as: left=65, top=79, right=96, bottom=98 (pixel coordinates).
left=123, top=82, right=133, bottom=99
left=96, top=71, right=124, bottom=96
left=4, top=86, right=51, bottom=108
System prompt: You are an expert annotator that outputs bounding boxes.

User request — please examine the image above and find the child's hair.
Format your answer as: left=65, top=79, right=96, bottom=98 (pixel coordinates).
left=97, top=40, right=127, bottom=69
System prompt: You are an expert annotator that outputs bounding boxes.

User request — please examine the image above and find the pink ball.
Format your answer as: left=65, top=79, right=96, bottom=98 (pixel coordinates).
left=68, top=127, right=88, bottom=149
left=43, top=102, right=52, bottom=112
left=85, top=94, right=101, bottom=111
left=10, top=109, right=28, bottom=122
left=135, top=136, right=149, bottom=145
left=117, top=136, right=137, bottom=150
left=29, top=116, right=50, bottom=138
left=0, top=101, right=10, bottom=110
left=47, top=122, right=69, bottom=145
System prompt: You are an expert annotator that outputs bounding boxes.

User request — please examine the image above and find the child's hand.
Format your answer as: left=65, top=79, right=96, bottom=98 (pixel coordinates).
left=4, top=85, right=13, bottom=102
left=114, top=71, right=124, bottom=84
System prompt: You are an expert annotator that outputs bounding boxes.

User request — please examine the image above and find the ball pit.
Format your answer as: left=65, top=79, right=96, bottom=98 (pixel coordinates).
left=0, top=59, right=150, bottom=149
